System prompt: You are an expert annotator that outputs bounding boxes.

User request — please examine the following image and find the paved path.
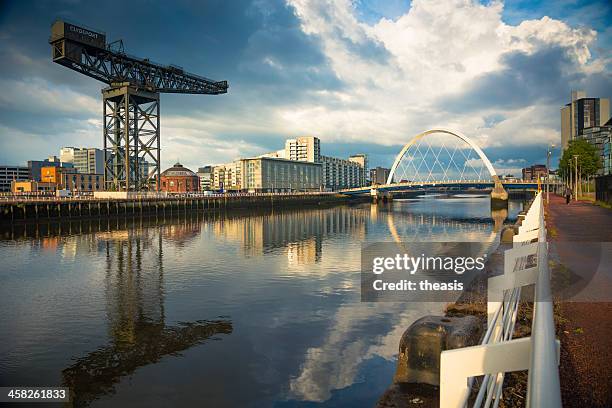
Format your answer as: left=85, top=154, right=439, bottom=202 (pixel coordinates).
left=547, top=194, right=611, bottom=408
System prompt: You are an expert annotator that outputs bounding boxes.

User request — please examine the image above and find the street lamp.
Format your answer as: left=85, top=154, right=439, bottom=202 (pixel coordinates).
left=573, top=154, right=579, bottom=201
left=546, top=144, right=555, bottom=202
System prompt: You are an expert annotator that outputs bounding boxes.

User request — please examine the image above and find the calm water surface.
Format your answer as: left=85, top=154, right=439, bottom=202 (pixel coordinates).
left=0, top=196, right=523, bottom=407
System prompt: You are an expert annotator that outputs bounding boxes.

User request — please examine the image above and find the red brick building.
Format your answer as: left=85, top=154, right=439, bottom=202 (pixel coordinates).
left=160, top=162, right=199, bottom=192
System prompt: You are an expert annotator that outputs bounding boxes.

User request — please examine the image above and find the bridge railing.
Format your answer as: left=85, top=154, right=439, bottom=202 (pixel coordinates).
left=439, top=191, right=561, bottom=407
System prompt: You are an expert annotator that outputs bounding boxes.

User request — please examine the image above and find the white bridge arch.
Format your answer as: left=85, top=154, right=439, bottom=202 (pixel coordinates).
left=387, top=128, right=497, bottom=185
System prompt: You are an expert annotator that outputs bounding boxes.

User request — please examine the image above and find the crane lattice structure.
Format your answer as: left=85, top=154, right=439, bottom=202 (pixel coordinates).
left=49, top=20, right=228, bottom=191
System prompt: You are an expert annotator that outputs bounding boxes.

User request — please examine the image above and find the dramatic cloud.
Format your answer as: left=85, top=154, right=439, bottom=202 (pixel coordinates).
left=284, top=0, right=608, bottom=152
left=0, top=0, right=610, bottom=172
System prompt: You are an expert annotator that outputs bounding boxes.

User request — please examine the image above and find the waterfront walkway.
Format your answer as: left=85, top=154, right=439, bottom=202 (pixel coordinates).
left=547, top=194, right=612, bottom=408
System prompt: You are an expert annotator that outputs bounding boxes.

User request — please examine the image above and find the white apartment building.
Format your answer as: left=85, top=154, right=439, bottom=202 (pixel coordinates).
left=212, top=160, right=242, bottom=191
left=349, top=154, right=368, bottom=186
left=197, top=166, right=213, bottom=190
left=248, top=136, right=367, bottom=191
left=285, top=136, right=320, bottom=162
left=212, top=157, right=321, bottom=192
left=320, top=155, right=362, bottom=190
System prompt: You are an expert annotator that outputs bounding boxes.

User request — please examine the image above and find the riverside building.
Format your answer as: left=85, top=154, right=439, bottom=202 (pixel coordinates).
left=280, top=136, right=366, bottom=190
left=214, top=136, right=366, bottom=191
left=160, top=162, right=199, bottom=193
left=370, top=167, right=391, bottom=185
left=197, top=166, right=213, bottom=191
left=561, top=90, right=610, bottom=150
left=0, top=165, right=30, bottom=192
left=577, top=118, right=612, bottom=176
left=212, top=157, right=321, bottom=193
left=60, top=147, right=104, bottom=174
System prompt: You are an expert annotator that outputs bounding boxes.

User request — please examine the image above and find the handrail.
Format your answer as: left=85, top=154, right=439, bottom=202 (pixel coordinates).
left=527, top=214, right=562, bottom=407
left=439, top=192, right=561, bottom=407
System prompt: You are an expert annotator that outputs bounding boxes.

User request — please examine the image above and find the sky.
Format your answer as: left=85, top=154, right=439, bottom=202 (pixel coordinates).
left=0, top=0, right=610, bottom=176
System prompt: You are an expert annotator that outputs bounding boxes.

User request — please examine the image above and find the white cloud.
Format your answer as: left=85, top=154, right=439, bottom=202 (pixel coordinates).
left=0, top=1, right=606, bottom=171
left=283, top=0, right=604, bottom=151
left=0, top=77, right=100, bottom=116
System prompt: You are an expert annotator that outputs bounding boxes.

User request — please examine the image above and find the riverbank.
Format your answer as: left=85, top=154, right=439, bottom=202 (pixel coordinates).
left=0, top=192, right=363, bottom=224
left=546, top=194, right=612, bottom=408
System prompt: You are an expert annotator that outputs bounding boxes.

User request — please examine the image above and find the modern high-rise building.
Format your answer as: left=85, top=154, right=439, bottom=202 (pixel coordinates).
left=285, top=136, right=321, bottom=162
left=578, top=118, right=612, bottom=176
left=561, top=90, right=610, bottom=150
left=60, top=147, right=104, bottom=174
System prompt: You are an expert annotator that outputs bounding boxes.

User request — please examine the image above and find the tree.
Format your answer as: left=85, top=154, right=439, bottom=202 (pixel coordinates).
left=558, top=139, right=601, bottom=179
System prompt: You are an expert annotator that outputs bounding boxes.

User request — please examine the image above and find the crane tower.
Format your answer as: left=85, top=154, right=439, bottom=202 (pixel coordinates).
left=49, top=20, right=228, bottom=191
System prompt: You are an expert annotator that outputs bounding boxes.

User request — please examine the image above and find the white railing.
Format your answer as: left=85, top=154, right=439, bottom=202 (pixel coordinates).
left=440, top=191, right=562, bottom=407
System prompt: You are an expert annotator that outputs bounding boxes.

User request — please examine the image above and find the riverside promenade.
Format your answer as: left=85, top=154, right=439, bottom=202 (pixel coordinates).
left=547, top=194, right=612, bottom=407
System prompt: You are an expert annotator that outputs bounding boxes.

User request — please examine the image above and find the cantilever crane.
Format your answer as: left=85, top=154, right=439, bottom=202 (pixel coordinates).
left=49, top=20, right=228, bottom=191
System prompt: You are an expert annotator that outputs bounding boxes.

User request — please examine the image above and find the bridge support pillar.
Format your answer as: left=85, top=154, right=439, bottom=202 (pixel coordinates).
left=490, top=176, right=508, bottom=209
left=371, top=188, right=393, bottom=203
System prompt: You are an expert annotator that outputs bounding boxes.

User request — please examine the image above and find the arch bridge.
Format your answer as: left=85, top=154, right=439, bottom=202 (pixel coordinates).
left=340, top=129, right=538, bottom=206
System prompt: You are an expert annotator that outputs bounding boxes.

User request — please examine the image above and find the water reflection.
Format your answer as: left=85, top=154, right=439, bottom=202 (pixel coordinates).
left=213, top=209, right=368, bottom=258
left=0, top=197, right=525, bottom=407
left=61, top=230, right=232, bottom=407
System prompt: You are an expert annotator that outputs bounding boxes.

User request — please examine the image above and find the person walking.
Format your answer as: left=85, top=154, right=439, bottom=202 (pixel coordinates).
left=565, top=185, right=572, bottom=204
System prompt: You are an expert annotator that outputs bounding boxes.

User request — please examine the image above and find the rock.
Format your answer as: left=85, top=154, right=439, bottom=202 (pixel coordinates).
left=393, top=315, right=483, bottom=386
left=377, top=383, right=438, bottom=408
left=501, top=225, right=516, bottom=243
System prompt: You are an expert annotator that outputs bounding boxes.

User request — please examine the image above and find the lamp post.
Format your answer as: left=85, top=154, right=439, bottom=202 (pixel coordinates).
left=546, top=144, right=555, bottom=202
left=573, top=155, right=579, bottom=201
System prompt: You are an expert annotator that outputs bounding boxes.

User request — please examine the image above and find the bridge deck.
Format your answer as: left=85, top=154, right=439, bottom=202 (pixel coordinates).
left=340, top=180, right=545, bottom=194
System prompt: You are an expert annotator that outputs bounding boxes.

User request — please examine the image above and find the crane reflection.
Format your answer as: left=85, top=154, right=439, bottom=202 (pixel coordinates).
left=61, top=227, right=232, bottom=407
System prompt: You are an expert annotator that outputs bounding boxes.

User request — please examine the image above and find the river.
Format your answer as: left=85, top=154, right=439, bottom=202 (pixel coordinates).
left=0, top=195, right=523, bottom=407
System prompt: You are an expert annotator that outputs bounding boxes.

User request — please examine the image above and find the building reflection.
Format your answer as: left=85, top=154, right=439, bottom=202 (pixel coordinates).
left=213, top=208, right=368, bottom=261
left=61, top=228, right=232, bottom=407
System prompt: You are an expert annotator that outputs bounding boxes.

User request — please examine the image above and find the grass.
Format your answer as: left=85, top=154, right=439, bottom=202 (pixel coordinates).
left=593, top=200, right=612, bottom=210
left=575, top=191, right=596, bottom=201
